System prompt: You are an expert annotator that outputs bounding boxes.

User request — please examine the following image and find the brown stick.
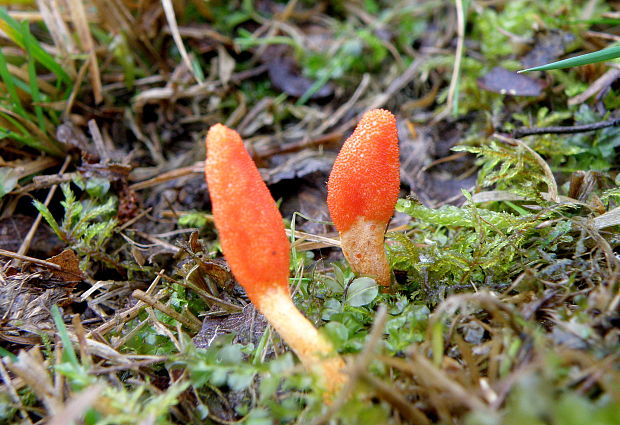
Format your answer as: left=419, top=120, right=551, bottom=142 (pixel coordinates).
left=132, top=289, right=202, bottom=332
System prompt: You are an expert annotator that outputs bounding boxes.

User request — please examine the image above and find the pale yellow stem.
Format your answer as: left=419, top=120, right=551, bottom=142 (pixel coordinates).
left=256, top=287, right=346, bottom=393
left=339, top=216, right=391, bottom=287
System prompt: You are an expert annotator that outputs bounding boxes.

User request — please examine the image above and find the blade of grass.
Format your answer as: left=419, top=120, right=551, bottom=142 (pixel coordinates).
left=296, top=72, right=331, bottom=106
left=162, top=0, right=203, bottom=84
left=0, top=346, right=18, bottom=361
left=519, top=45, right=620, bottom=72
left=0, top=107, right=63, bottom=155
left=0, top=119, right=33, bottom=146
left=447, top=0, right=468, bottom=116
left=0, top=48, right=27, bottom=116
left=431, top=319, right=444, bottom=367
left=7, top=61, right=59, bottom=95
left=51, top=305, right=79, bottom=366
left=0, top=109, right=35, bottom=140
left=22, top=21, right=46, bottom=131
left=0, top=0, right=34, bottom=4
left=0, top=7, right=71, bottom=83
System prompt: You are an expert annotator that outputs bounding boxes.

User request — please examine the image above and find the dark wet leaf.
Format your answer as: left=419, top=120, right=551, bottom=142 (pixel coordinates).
left=56, top=122, right=91, bottom=152
left=280, top=184, right=330, bottom=234
left=521, top=30, right=576, bottom=70
left=264, top=151, right=334, bottom=185
left=267, top=55, right=333, bottom=99
left=478, top=66, right=545, bottom=97
left=197, top=258, right=236, bottom=292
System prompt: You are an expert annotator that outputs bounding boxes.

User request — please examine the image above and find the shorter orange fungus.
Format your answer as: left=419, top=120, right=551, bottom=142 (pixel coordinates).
left=327, top=109, right=400, bottom=287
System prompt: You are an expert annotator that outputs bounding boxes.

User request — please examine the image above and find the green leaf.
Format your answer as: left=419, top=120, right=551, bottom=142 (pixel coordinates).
left=33, top=199, right=64, bottom=241
left=22, top=21, right=45, bottom=132
left=178, top=211, right=208, bottom=228
left=323, top=321, right=349, bottom=347
left=0, top=346, right=17, bottom=361
left=227, top=369, right=255, bottom=391
left=519, top=45, right=620, bottom=73
left=51, top=305, right=79, bottom=366
left=217, top=344, right=244, bottom=364
left=85, top=177, right=111, bottom=199
left=0, top=167, right=18, bottom=198
left=0, top=49, right=26, bottom=117
left=321, top=298, right=342, bottom=320
left=345, top=277, right=379, bottom=307
left=0, top=7, right=71, bottom=83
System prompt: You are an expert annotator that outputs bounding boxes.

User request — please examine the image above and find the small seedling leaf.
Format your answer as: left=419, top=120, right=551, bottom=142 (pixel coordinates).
left=345, top=277, right=379, bottom=307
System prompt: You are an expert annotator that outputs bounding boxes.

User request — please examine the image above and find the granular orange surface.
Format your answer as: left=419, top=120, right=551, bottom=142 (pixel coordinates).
left=205, top=124, right=290, bottom=303
left=327, top=109, right=400, bottom=232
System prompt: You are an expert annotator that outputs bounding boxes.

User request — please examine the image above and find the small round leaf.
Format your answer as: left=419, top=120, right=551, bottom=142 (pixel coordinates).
left=345, top=277, right=378, bottom=307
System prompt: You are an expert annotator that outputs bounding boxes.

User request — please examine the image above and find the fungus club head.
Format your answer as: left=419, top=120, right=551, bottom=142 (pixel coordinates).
left=326, top=108, right=400, bottom=233
left=205, top=124, right=290, bottom=304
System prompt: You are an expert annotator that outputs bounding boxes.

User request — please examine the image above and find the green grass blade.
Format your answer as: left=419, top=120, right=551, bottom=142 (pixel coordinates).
left=0, top=109, right=64, bottom=155
left=0, top=7, right=71, bottom=83
left=0, top=109, right=32, bottom=138
left=51, top=305, right=79, bottom=366
left=22, top=21, right=46, bottom=131
left=0, top=346, right=17, bottom=361
left=296, top=72, right=331, bottom=106
left=519, top=45, right=620, bottom=73
left=0, top=49, right=27, bottom=116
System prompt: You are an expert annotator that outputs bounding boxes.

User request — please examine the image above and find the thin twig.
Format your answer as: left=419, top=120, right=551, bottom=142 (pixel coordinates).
left=568, top=68, right=620, bottom=106
left=367, top=56, right=425, bottom=111
left=132, top=289, right=202, bottom=332
left=0, top=248, right=62, bottom=270
left=511, top=117, right=620, bottom=138
left=361, top=371, right=430, bottom=425
left=129, top=163, right=203, bottom=191
left=86, top=271, right=163, bottom=337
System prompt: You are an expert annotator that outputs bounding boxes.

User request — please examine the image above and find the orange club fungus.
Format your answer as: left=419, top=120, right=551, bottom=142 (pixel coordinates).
left=327, top=109, right=400, bottom=287
left=205, top=124, right=345, bottom=393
